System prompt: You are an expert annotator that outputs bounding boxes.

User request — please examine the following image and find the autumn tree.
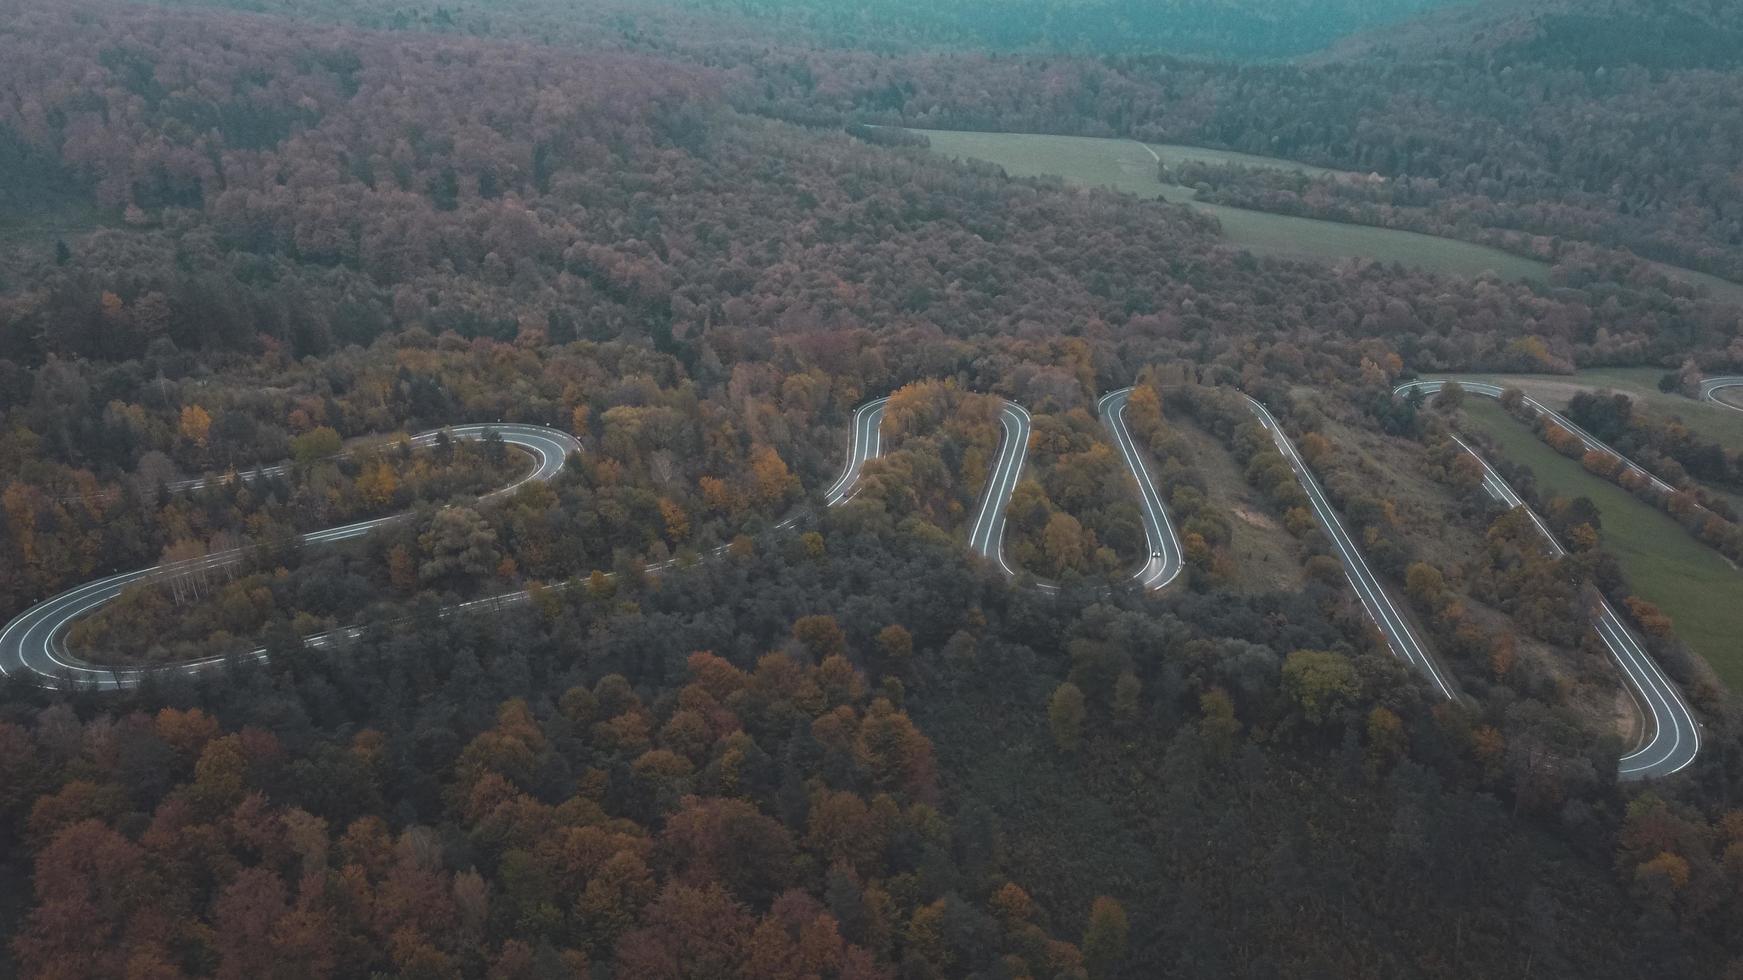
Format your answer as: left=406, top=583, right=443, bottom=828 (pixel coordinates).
left=792, top=614, right=849, bottom=661
left=872, top=625, right=914, bottom=678
left=1083, top=896, right=1129, bottom=980
left=749, top=446, right=797, bottom=510
left=1048, top=682, right=1086, bottom=751
left=179, top=404, right=213, bottom=449
left=418, top=506, right=503, bottom=587
left=1041, top=512, right=1089, bottom=576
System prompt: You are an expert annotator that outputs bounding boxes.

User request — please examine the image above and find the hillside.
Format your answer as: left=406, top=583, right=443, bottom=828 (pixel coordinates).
left=663, top=0, right=1461, bottom=60
left=3, top=0, right=1743, bottom=977
left=1325, top=0, right=1743, bottom=68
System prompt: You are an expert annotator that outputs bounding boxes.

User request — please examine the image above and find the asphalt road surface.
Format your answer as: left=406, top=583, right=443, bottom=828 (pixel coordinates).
left=826, top=395, right=1036, bottom=578
left=1097, top=388, right=1185, bottom=591
left=15, top=383, right=1702, bottom=782
left=825, top=396, right=889, bottom=506
left=1444, top=431, right=1700, bottom=779
left=966, top=402, right=1032, bottom=577
left=1244, top=395, right=1460, bottom=701
left=834, top=393, right=1186, bottom=592
left=0, top=424, right=580, bottom=690
left=1397, top=380, right=1676, bottom=494
left=1701, top=376, right=1743, bottom=413
left=1398, top=379, right=1702, bottom=778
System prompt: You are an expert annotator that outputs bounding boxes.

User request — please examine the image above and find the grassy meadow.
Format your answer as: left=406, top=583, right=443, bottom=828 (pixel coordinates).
left=1440, top=368, right=1743, bottom=458
left=1461, top=398, right=1743, bottom=690
left=916, top=128, right=1551, bottom=280
left=915, top=128, right=1743, bottom=301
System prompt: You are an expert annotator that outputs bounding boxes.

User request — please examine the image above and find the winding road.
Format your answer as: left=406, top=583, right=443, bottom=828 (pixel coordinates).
left=966, top=402, right=1033, bottom=577
left=3, top=381, right=1711, bottom=781
left=1400, top=381, right=1676, bottom=494
left=825, top=396, right=889, bottom=506
left=1702, top=376, right=1743, bottom=413
left=1395, top=379, right=1702, bottom=778
left=10, top=388, right=1163, bottom=690
left=1098, top=388, right=1185, bottom=590
left=1243, top=395, right=1459, bottom=702
left=831, top=392, right=1185, bottom=592
left=0, top=424, right=580, bottom=690
left=824, top=395, right=1037, bottom=578
left=822, top=392, right=1024, bottom=571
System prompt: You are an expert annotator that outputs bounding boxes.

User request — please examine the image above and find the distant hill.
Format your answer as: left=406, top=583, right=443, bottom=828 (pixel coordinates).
left=1322, top=0, right=1743, bottom=68
left=664, top=0, right=1465, bottom=61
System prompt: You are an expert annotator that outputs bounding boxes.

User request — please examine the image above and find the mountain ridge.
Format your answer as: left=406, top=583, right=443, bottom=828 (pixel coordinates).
left=1320, top=0, right=1743, bottom=68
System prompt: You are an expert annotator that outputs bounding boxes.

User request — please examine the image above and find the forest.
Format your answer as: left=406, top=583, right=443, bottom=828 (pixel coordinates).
left=121, top=0, right=1743, bottom=286
left=4, top=0, right=1743, bottom=976
left=661, top=0, right=1454, bottom=61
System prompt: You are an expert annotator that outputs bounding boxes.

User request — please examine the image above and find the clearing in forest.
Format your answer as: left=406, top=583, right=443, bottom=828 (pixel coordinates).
left=915, top=128, right=1550, bottom=280
left=1167, top=417, right=1307, bottom=593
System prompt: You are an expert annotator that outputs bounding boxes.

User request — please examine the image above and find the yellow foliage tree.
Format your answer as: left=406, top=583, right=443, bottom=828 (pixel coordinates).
left=658, top=498, right=689, bottom=544
left=1041, top=511, right=1087, bottom=575
left=179, top=404, right=213, bottom=448
left=748, top=445, right=795, bottom=508
left=699, top=476, right=736, bottom=515
left=358, top=460, right=398, bottom=508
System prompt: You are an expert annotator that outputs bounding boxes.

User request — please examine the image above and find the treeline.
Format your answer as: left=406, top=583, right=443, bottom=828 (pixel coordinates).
left=742, top=49, right=1743, bottom=286
left=668, top=0, right=1445, bottom=61
left=1565, top=389, right=1743, bottom=501
left=3, top=0, right=1741, bottom=386
left=1498, top=387, right=1743, bottom=565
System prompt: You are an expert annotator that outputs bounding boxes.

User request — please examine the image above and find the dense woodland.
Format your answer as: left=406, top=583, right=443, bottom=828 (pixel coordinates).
left=6, top=0, right=1743, bottom=976
left=1004, top=408, right=1142, bottom=583
left=3, top=517, right=1739, bottom=979
left=111, top=0, right=1743, bottom=285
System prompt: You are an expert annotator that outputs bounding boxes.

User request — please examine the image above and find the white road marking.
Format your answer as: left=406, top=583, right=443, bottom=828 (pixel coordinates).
left=1400, top=379, right=1703, bottom=778
left=1098, top=387, right=1185, bottom=591
left=2, top=424, right=581, bottom=689
left=1245, top=395, right=1457, bottom=701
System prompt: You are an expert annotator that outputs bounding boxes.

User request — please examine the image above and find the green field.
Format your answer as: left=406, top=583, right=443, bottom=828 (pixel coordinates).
left=918, top=128, right=1550, bottom=280
left=0, top=174, right=114, bottom=279
left=913, top=129, right=1343, bottom=198
left=1462, top=398, right=1743, bottom=690
left=1441, top=367, right=1743, bottom=458
left=914, top=128, right=1743, bottom=299
left=1442, top=367, right=1743, bottom=514
left=916, top=130, right=1174, bottom=199
left=1644, top=263, right=1743, bottom=304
